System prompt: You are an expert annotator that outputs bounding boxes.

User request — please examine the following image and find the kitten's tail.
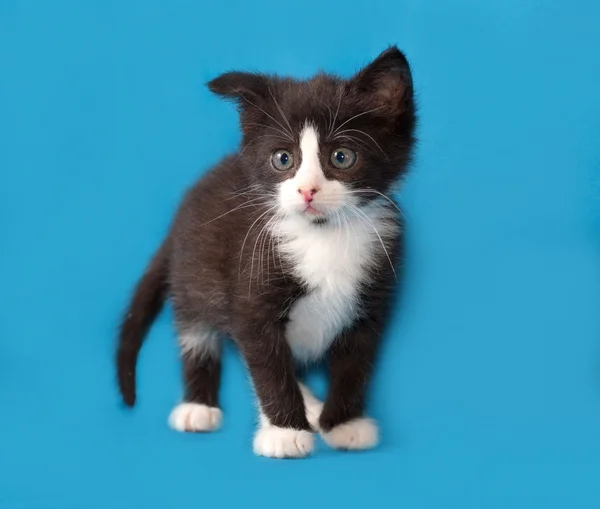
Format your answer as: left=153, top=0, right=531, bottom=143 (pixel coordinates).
left=116, top=239, right=170, bottom=407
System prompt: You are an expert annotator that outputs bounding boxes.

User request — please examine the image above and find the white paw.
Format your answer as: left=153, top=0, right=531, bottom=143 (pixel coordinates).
left=321, top=418, right=379, bottom=450
left=253, top=425, right=314, bottom=459
left=168, top=403, right=222, bottom=432
left=298, top=383, right=323, bottom=431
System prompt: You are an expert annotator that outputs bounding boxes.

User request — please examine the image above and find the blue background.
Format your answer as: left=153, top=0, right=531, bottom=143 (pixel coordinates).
left=1, top=1, right=600, bottom=507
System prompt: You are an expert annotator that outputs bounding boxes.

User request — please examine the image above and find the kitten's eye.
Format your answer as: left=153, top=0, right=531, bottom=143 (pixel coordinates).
left=271, top=150, right=294, bottom=171
left=330, top=148, right=357, bottom=169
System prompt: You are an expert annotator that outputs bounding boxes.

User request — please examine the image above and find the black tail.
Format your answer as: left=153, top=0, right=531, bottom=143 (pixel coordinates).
left=116, top=240, right=169, bottom=407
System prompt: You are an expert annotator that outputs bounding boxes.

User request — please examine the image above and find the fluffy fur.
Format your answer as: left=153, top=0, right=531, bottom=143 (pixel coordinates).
left=115, top=46, right=417, bottom=458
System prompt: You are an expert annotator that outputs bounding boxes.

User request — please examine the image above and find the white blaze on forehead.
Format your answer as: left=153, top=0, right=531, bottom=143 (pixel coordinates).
left=295, top=123, right=325, bottom=188
left=275, top=121, right=349, bottom=217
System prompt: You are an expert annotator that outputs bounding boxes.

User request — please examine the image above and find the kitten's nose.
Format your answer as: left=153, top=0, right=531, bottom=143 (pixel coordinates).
left=298, top=187, right=318, bottom=203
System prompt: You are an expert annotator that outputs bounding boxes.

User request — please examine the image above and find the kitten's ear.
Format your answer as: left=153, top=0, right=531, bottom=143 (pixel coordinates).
left=349, top=46, right=413, bottom=115
left=207, top=71, right=270, bottom=104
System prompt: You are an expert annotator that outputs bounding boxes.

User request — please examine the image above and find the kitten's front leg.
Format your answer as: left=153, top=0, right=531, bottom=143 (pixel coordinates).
left=319, top=321, right=382, bottom=451
left=238, top=323, right=314, bottom=459
left=298, top=382, right=323, bottom=431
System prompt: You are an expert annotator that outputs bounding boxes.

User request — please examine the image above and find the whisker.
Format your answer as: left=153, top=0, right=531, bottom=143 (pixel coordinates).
left=329, top=90, right=344, bottom=139
left=225, top=191, right=278, bottom=203
left=251, top=216, right=269, bottom=289
left=231, top=133, right=292, bottom=166
left=268, top=216, right=278, bottom=281
left=269, top=88, right=294, bottom=138
left=224, top=190, right=267, bottom=201
left=341, top=188, right=402, bottom=213
left=240, top=94, right=292, bottom=138
left=346, top=208, right=360, bottom=255
left=334, top=208, right=343, bottom=254
left=244, top=123, right=293, bottom=142
left=239, top=205, right=279, bottom=279
left=226, top=183, right=260, bottom=196
left=199, top=197, right=269, bottom=226
left=333, top=133, right=371, bottom=152
left=346, top=204, right=397, bottom=280
left=314, top=96, right=334, bottom=134
left=231, top=137, right=262, bottom=165
left=272, top=213, right=288, bottom=281
left=332, top=107, right=382, bottom=135
left=256, top=212, right=280, bottom=287
left=337, top=209, right=351, bottom=261
left=334, top=128, right=389, bottom=160
left=224, top=184, right=276, bottom=202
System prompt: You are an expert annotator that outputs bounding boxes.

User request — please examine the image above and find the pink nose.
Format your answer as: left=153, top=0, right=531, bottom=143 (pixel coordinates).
left=298, top=187, right=318, bottom=203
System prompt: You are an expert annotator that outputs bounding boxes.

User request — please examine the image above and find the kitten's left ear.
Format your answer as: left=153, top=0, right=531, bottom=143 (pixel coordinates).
left=349, top=46, right=414, bottom=115
left=207, top=71, right=270, bottom=104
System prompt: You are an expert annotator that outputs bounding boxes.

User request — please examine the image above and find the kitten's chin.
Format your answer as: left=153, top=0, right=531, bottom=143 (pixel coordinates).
left=299, top=204, right=330, bottom=224
left=303, top=204, right=322, bottom=216
left=280, top=203, right=334, bottom=225
left=309, top=216, right=329, bottom=226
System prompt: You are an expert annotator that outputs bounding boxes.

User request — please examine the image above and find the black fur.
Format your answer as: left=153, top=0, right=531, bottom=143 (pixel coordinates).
left=116, top=46, right=417, bottom=443
left=117, top=240, right=169, bottom=407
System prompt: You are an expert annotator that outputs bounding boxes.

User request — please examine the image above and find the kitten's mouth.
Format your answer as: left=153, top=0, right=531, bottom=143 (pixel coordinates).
left=302, top=205, right=329, bottom=225
left=302, top=204, right=327, bottom=220
left=303, top=204, right=321, bottom=215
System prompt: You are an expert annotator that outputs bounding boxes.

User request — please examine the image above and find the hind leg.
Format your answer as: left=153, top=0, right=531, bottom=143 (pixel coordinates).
left=168, top=323, right=223, bottom=433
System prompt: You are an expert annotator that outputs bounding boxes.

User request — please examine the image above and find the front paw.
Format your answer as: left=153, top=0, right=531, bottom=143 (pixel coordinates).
left=321, top=418, right=379, bottom=450
left=168, top=403, right=222, bottom=432
left=253, top=425, right=314, bottom=459
left=298, top=383, right=323, bottom=431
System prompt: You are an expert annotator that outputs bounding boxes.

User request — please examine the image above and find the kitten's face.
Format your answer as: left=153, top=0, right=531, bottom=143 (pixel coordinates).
left=208, top=47, right=416, bottom=225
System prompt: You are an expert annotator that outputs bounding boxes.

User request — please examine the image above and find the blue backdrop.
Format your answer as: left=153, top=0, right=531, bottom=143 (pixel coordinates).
left=2, top=1, right=600, bottom=508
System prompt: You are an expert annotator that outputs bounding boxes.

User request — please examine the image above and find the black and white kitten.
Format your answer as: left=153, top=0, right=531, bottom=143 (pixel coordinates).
left=116, top=46, right=417, bottom=458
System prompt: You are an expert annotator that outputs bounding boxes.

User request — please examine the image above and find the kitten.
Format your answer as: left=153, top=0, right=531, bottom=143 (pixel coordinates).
left=116, top=46, right=417, bottom=458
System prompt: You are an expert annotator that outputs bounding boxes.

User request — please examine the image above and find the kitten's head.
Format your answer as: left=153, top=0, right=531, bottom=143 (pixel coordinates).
left=208, top=46, right=416, bottom=225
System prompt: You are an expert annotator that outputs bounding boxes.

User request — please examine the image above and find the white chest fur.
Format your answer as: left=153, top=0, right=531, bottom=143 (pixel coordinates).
left=274, top=205, right=398, bottom=363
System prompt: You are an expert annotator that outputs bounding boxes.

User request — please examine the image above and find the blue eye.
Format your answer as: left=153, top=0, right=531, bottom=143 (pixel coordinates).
left=330, top=147, right=357, bottom=169
left=272, top=150, right=294, bottom=171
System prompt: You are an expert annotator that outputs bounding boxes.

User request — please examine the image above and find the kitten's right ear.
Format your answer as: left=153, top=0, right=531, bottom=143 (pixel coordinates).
left=207, top=72, right=269, bottom=104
